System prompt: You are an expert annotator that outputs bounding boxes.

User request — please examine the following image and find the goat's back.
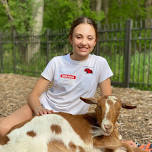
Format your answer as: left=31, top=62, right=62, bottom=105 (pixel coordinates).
left=0, top=112, right=101, bottom=152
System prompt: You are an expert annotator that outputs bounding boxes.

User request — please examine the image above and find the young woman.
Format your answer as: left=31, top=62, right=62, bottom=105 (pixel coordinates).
left=0, top=16, right=113, bottom=136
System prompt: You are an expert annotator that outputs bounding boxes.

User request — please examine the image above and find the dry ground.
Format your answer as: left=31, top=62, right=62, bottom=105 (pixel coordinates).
left=0, top=73, right=152, bottom=144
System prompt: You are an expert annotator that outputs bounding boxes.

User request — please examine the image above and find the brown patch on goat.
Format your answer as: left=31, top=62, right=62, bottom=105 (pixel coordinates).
left=69, top=141, right=76, bottom=151
left=27, top=130, right=36, bottom=137
left=50, top=124, right=62, bottom=134
left=78, top=146, right=85, bottom=152
left=56, top=112, right=93, bottom=143
left=48, top=140, right=69, bottom=152
left=0, top=135, right=10, bottom=145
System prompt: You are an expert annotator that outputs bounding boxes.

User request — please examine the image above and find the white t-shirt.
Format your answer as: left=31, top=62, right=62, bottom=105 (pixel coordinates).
left=40, top=53, right=113, bottom=115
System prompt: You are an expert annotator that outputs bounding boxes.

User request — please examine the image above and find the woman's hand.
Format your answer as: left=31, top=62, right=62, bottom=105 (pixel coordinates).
left=33, top=105, right=54, bottom=116
left=27, top=77, right=53, bottom=116
left=122, top=140, right=137, bottom=147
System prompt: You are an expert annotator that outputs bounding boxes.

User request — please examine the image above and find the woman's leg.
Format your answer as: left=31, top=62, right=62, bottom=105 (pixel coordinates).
left=0, top=104, right=33, bottom=136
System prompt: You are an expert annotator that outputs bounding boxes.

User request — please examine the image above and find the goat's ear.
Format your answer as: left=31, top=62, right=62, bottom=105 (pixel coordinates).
left=80, top=97, right=98, bottom=104
left=122, top=103, right=137, bottom=109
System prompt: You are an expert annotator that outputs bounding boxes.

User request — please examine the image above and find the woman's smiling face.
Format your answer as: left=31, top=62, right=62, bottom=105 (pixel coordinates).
left=70, top=23, right=96, bottom=61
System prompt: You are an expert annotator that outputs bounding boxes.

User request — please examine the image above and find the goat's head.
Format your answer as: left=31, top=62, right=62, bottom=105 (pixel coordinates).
left=80, top=95, right=136, bottom=137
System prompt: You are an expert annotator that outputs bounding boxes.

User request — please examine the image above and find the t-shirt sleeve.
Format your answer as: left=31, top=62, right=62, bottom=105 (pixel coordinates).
left=41, top=57, right=56, bottom=82
left=98, top=58, right=113, bottom=83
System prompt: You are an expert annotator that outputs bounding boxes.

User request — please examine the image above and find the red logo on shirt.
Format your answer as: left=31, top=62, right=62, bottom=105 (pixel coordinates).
left=84, top=68, right=93, bottom=74
left=60, top=74, right=76, bottom=79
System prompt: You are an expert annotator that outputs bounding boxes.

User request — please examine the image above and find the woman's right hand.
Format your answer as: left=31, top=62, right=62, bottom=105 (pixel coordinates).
left=33, top=105, right=54, bottom=116
left=27, top=77, right=54, bottom=116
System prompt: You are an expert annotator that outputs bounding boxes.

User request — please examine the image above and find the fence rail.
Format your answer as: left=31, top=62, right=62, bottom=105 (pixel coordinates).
left=0, top=19, right=152, bottom=90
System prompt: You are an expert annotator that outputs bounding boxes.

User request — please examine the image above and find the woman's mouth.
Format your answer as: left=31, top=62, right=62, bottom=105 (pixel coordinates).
left=78, top=47, right=88, bottom=52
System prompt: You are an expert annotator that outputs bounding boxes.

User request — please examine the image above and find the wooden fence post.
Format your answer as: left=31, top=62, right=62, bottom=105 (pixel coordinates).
left=124, top=19, right=132, bottom=87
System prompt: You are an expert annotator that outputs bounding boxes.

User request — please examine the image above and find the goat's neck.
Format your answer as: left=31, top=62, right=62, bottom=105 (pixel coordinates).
left=93, top=126, right=120, bottom=148
left=83, top=112, right=98, bottom=126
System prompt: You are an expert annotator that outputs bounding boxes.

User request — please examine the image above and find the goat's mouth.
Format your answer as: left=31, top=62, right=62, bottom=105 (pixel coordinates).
left=91, top=125, right=112, bottom=137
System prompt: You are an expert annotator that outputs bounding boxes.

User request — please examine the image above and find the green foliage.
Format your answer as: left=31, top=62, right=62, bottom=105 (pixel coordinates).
left=80, top=0, right=104, bottom=22
left=43, top=0, right=104, bottom=31
left=2, top=42, right=152, bottom=90
left=130, top=51, right=152, bottom=88
left=0, top=0, right=33, bottom=33
left=43, top=0, right=79, bottom=30
left=0, top=4, right=8, bottom=30
left=107, top=0, right=146, bottom=23
left=1, top=0, right=152, bottom=91
left=1, top=0, right=152, bottom=32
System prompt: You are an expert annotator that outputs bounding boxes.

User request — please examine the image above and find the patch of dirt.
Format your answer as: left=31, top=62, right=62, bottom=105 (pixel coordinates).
left=0, top=73, right=152, bottom=144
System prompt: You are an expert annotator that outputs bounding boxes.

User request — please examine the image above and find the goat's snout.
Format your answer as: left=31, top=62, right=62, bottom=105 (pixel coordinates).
left=102, top=122, right=113, bottom=135
left=104, top=124, right=112, bottom=130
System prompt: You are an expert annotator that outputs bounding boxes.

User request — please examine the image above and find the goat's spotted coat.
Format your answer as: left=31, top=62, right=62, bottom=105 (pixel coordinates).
left=0, top=113, right=101, bottom=152
left=0, top=96, right=139, bottom=152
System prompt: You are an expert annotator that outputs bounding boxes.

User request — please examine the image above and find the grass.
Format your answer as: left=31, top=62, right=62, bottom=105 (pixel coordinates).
left=102, top=51, right=152, bottom=90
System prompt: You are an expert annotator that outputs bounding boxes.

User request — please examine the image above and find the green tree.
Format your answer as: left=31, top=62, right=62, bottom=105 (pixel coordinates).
left=145, top=0, right=152, bottom=27
left=0, top=0, right=33, bottom=33
left=43, top=0, right=104, bottom=31
left=0, top=0, right=104, bottom=62
left=106, top=0, right=146, bottom=23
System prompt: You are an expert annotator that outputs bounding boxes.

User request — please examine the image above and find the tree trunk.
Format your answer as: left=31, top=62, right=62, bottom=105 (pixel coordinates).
left=77, top=0, right=82, bottom=9
left=0, top=0, right=14, bottom=21
left=96, top=0, right=102, bottom=29
left=102, top=0, right=109, bottom=24
left=26, top=0, right=44, bottom=63
left=145, top=0, right=152, bottom=28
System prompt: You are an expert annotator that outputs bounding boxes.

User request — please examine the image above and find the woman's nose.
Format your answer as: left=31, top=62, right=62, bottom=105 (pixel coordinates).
left=80, top=39, right=87, bottom=45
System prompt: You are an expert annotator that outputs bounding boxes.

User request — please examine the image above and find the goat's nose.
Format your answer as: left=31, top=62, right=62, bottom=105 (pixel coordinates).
left=104, top=124, right=112, bottom=130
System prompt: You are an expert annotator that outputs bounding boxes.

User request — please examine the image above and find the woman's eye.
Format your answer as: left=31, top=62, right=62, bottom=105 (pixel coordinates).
left=88, top=37, right=94, bottom=41
left=76, top=36, right=81, bottom=39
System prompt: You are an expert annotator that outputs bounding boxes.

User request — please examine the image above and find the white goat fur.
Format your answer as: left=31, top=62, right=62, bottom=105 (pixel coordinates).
left=0, top=114, right=100, bottom=152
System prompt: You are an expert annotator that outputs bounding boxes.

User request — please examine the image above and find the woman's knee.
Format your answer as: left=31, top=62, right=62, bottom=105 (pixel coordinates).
left=0, top=104, right=33, bottom=136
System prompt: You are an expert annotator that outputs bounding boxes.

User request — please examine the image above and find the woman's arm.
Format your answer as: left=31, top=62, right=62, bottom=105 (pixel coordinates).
left=99, top=78, right=112, bottom=96
left=27, top=76, right=53, bottom=116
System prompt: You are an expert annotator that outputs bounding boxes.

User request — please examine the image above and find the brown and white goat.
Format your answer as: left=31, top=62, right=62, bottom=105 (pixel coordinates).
left=0, top=95, right=142, bottom=152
